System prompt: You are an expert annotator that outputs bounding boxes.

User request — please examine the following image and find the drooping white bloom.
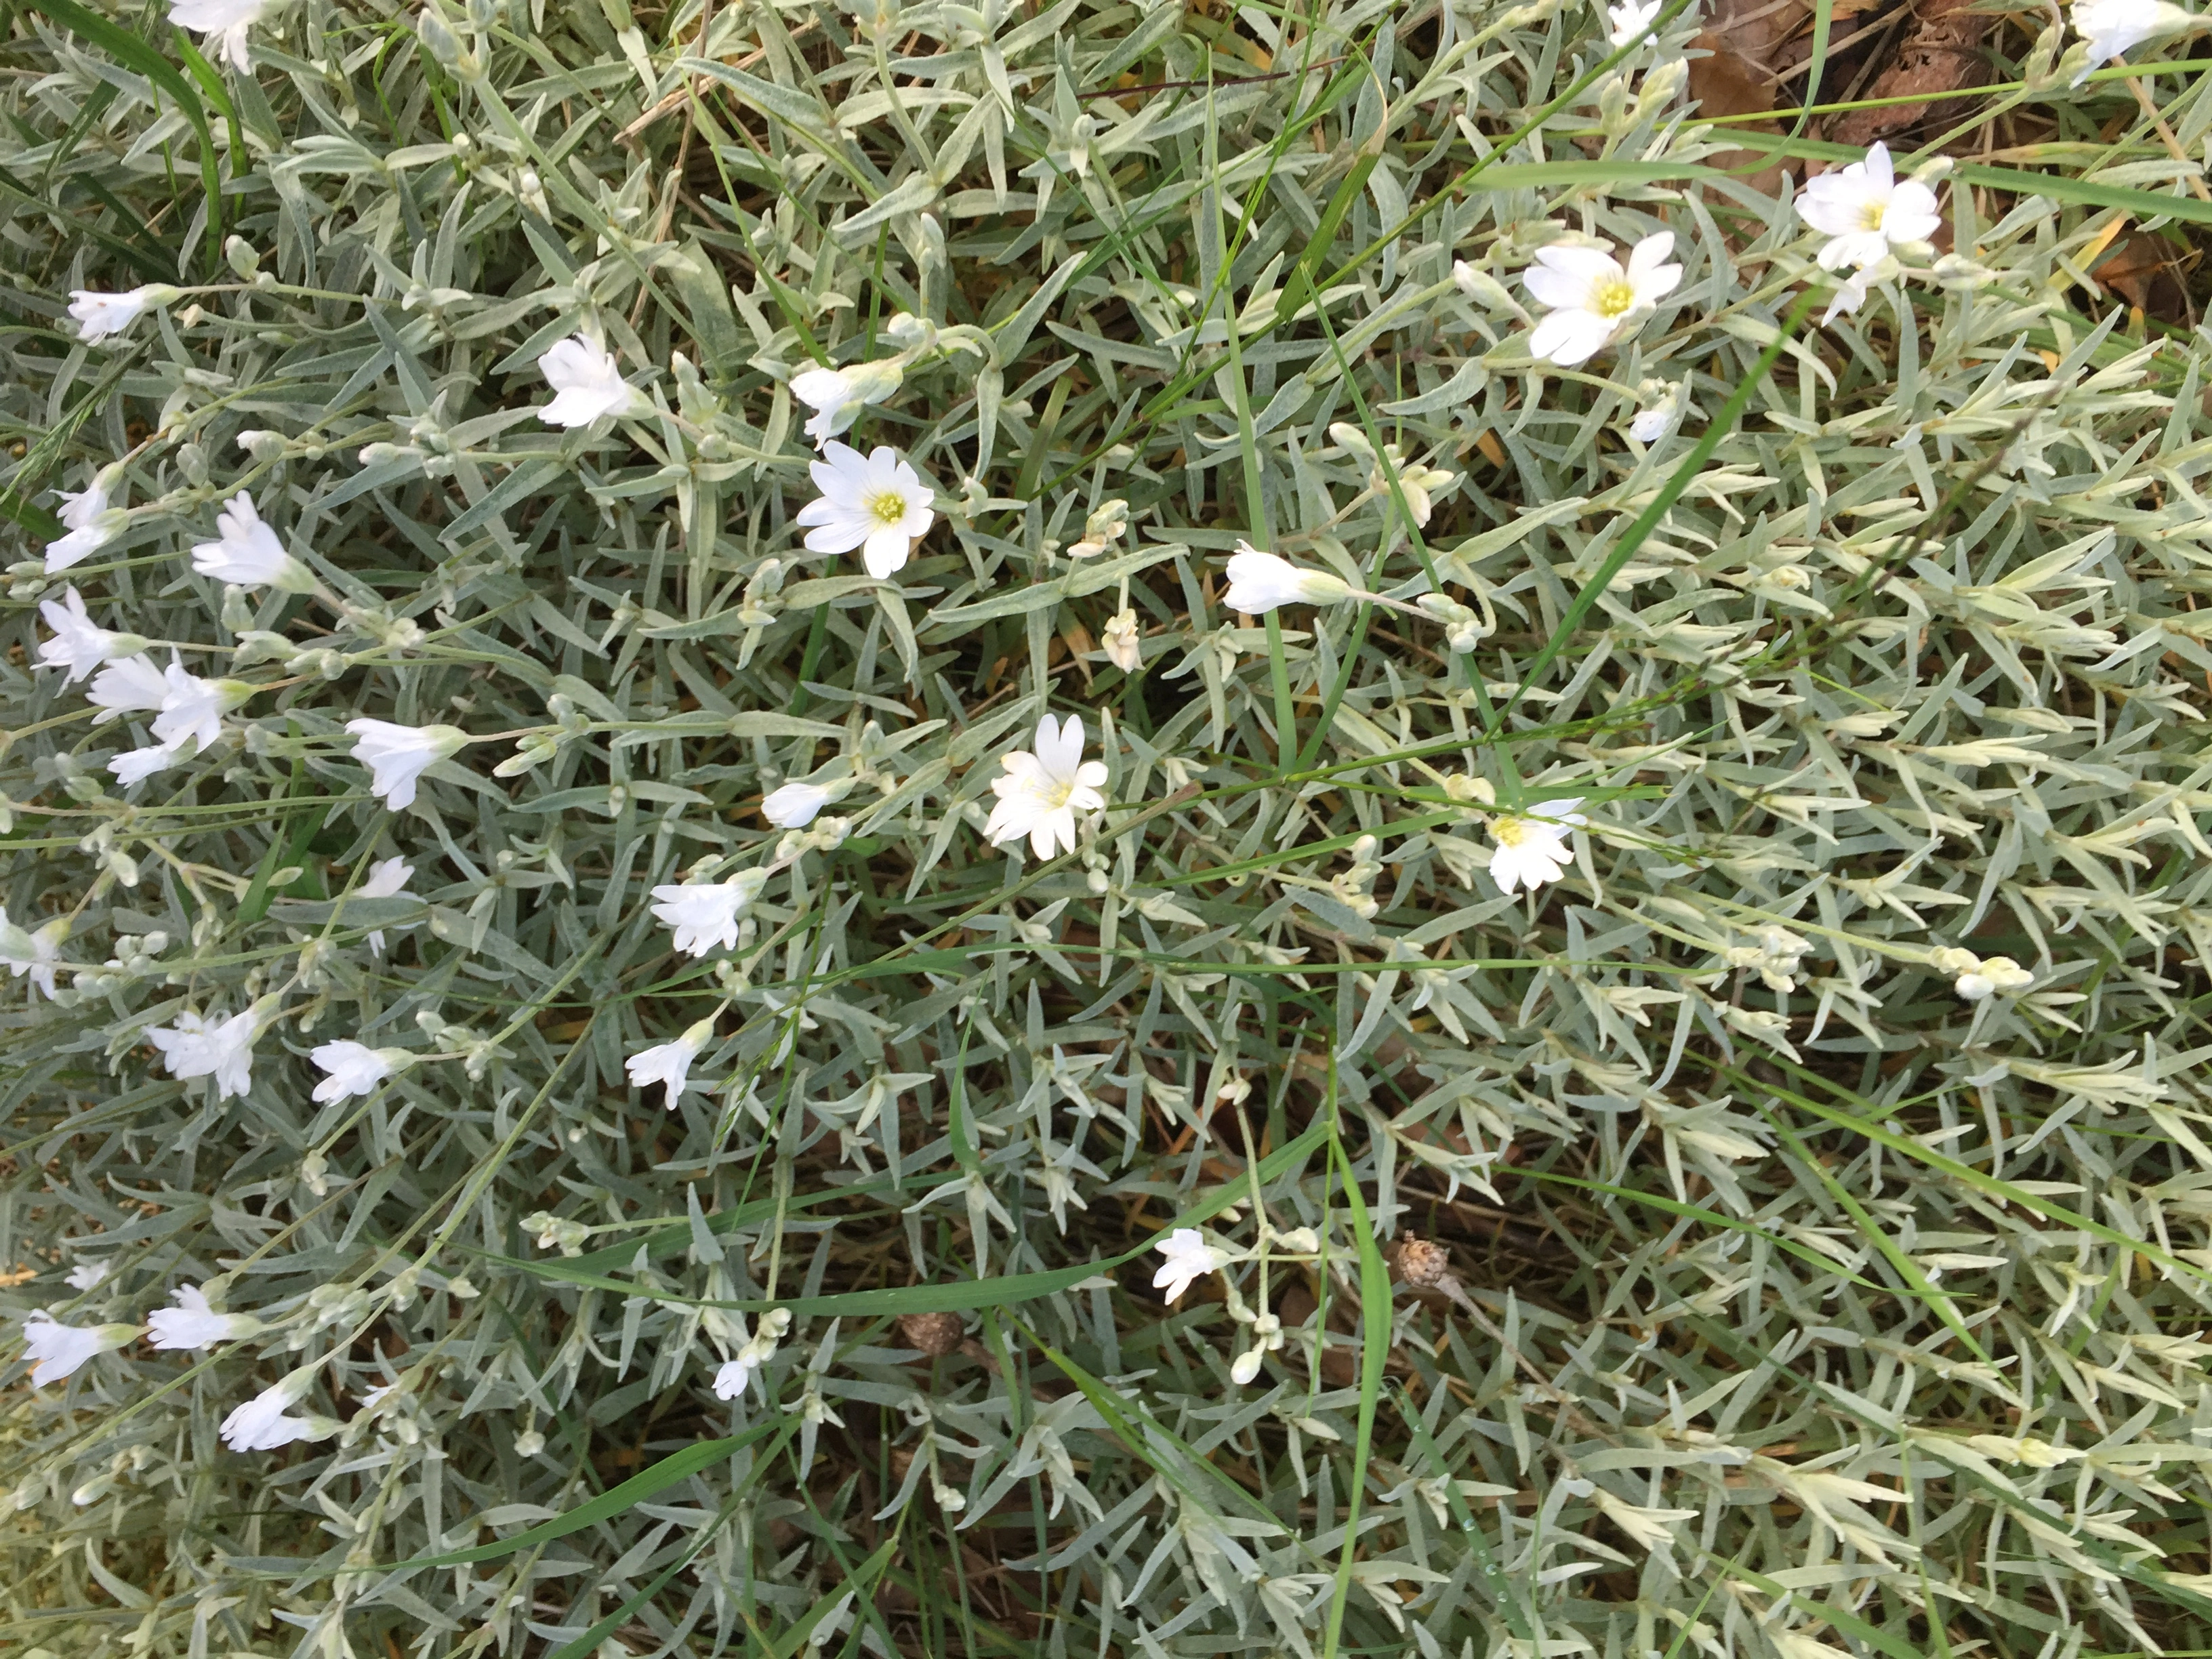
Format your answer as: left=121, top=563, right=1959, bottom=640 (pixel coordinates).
left=309, top=1040, right=399, bottom=1103
left=1151, top=1229, right=1227, bottom=1303
left=148, top=1286, right=262, bottom=1351
left=2071, top=0, right=2196, bottom=78
left=626, top=1017, right=714, bottom=1109
left=0, top=909, right=66, bottom=1000
left=537, top=335, right=644, bottom=427
left=1223, top=544, right=1354, bottom=615
left=711, top=1308, right=791, bottom=1401
left=649, top=869, right=769, bottom=958
left=110, top=742, right=182, bottom=787
left=190, top=493, right=314, bottom=591
left=168, top=0, right=268, bottom=70
left=795, top=442, right=937, bottom=579
left=1488, top=798, right=1587, bottom=895
left=1798, top=144, right=1943, bottom=273
left=220, top=1370, right=331, bottom=1452
left=762, top=781, right=836, bottom=828
left=36, top=588, right=129, bottom=684
left=790, top=360, right=904, bottom=446
left=65, top=1261, right=110, bottom=1292
left=21, top=1312, right=137, bottom=1385
left=87, top=653, right=169, bottom=719
left=152, top=659, right=249, bottom=753
left=1607, top=0, right=1663, bottom=45
left=1102, top=609, right=1143, bottom=673
left=359, top=856, right=414, bottom=955
left=344, top=720, right=469, bottom=811
left=45, top=472, right=127, bottom=573
left=1524, top=233, right=1683, bottom=366
left=1823, top=268, right=1875, bottom=325
left=146, top=1006, right=260, bottom=1099
left=67, top=284, right=179, bottom=344
left=985, top=713, right=1109, bottom=860
left=1955, top=956, right=2035, bottom=1002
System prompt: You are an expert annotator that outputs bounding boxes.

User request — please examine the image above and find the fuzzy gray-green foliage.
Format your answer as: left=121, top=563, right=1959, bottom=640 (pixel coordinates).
left=7, top=0, right=2212, bottom=1654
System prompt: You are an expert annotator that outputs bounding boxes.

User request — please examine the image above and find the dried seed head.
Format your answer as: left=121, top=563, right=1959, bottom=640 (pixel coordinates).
left=1396, top=1237, right=1451, bottom=1288
left=897, top=1311, right=966, bottom=1357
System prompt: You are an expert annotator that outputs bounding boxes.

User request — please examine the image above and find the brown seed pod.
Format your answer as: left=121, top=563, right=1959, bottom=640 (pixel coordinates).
left=1396, top=1236, right=1451, bottom=1288
left=897, top=1310, right=966, bottom=1357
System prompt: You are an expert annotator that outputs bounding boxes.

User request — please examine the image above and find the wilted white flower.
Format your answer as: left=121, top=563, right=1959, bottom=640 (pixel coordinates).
left=148, top=1286, right=262, bottom=1351
left=1488, top=798, right=1586, bottom=895
left=64, top=1261, right=110, bottom=1292
left=649, top=870, right=768, bottom=957
left=345, top=720, right=469, bottom=811
left=1799, top=144, right=1942, bottom=273
left=1223, top=544, right=1353, bottom=614
left=796, top=442, right=936, bottom=579
left=712, top=1307, right=791, bottom=1400
left=791, top=360, right=904, bottom=445
left=67, top=283, right=178, bottom=344
left=1102, top=609, right=1143, bottom=672
left=45, top=472, right=125, bottom=573
left=359, top=856, right=415, bottom=955
left=36, top=588, right=132, bottom=684
left=0, top=910, right=65, bottom=1000
left=146, top=1006, right=260, bottom=1099
left=2072, top=0, right=2196, bottom=77
left=1955, top=956, right=2035, bottom=1002
left=1151, top=1229, right=1227, bottom=1303
left=190, top=493, right=314, bottom=591
left=537, top=335, right=644, bottom=427
left=220, top=1370, right=331, bottom=1452
left=110, top=741, right=182, bottom=787
left=309, top=1040, right=400, bottom=1103
left=763, top=781, right=838, bottom=828
left=20, top=1312, right=137, bottom=1385
left=1607, top=0, right=1663, bottom=45
left=626, top=1018, right=714, bottom=1109
left=985, top=713, right=1109, bottom=860
left=1524, top=233, right=1683, bottom=366
left=168, top=0, right=269, bottom=70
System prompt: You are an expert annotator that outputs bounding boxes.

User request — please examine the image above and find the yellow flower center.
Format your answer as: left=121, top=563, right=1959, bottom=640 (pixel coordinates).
left=1492, top=817, right=1530, bottom=848
left=1858, top=200, right=1886, bottom=232
left=1591, top=276, right=1638, bottom=319
left=1040, top=778, right=1075, bottom=810
left=867, top=489, right=910, bottom=529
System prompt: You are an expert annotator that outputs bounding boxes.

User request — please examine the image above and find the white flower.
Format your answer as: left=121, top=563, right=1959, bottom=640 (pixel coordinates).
left=220, top=1370, right=331, bottom=1452
left=537, top=335, right=644, bottom=427
left=45, top=470, right=127, bottom=573
left=190, top=493, right=314, bottom=591
left=514, top=1427, right=547, bottom=1457
left=2072, top=0, right=2196, bottom=77
left=763, top=781, right=836, bottom=828
left=67, top=283, right=178, bottom=344
left=37, top=588, right=129, bottom=684
left=110, top=741, right=182, bottom=786
left=795, top=442, right=937, bottom=579
left=1151, top=1229, right=1227, bottom=1303
left=1103, top=609, right=1143, bottom=673
left=359, top=857, right=415, bottom=954
left=1628, top=390, right=1679, bottom=443
left=711, top=1308, right=790, bottom=1401
left=153, top=660, right=249, bottom=753
left=1607, top=0, right=1663, bottom=45
left=87, top=653, right=168, bottom=719
left=1488, top=798, right=1586, bottom=895
left=1824, top=267, right=1875, bottom=325
left=1223, top=544, right=1354, bottom=615
left=626, top=1018, right=714, bottom=1109
left=310, top=1040, right=400, bottom=1103
left=146, top=1006, right=260, bottom=1099
left=1798, top=144, right=1943, bottom=273
left=1955, top=956, right=2035, bottom=1002
left=985, top=713, right=1109, bottom=860
left=345, top=720, right=469, bottom=810
left=1, top=910, right=66, bottom=1000
left=21, top=1312, right=137, bottom=1385
left=148, top=1286, right=262, bottom=1351
left=649, top=869, right=769, bottom=957
left=791, top=360, right=904, bottom=446
left=65, top=1261, right=110, bottom=1291
left=168, top=0, right=268, bottom=70
left=1524, top=233, right=1683, bottom=366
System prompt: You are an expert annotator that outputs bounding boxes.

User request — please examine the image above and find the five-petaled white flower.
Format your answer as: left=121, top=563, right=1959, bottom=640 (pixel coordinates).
left=626, top=1017, right=714, bottom=1109
left=712, top=1308, right=790, bottom=1401
left=310, top=1040, right=402, bottom=1103
left=1223, top=544, right=1354, bottom=615
left=1798, top=143, right=1942, bottom=275
left=358, top=857, right=415, bottom=955
left=1607, top=0, right=1663, bottom=45
left=763, top=781, right=837, bottom=828
left=37, top=588, right=133, bottom=684
left=148, top=1286, right=262, bottom=1351
left=190, top=493, right=313, bottom=591
left=146, top=1006, right=261, bottom=1099
left=45, top=470, right=125, bottom=573
left=649, top=870, right=769, bottom=958
left=985, top=713, right=1109, bottom=861
left=1488, top=798, right=1587, bottom=895
left=220, top=1370, right=331, bottom=1452
left=346, top=720, right=468, bottom=811
left=1151, top=1229, right=1227, bottom=1303
left=1525, top=233, right=1683, bottom=366
left=796, top=442, right=936, bottom=579
left=2071, top=0, right=2196, bottom=79
left=67, top=283, right=179, bottom=345
left=169, top=0, right=269, bottom=70
left=21, top=1311, right=138, bottom=1385
left=791, top=360, right=904, bottom=447
left=537, top=335, right=645, bottom=427
left=0, top=909, right=64, bottom=1000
